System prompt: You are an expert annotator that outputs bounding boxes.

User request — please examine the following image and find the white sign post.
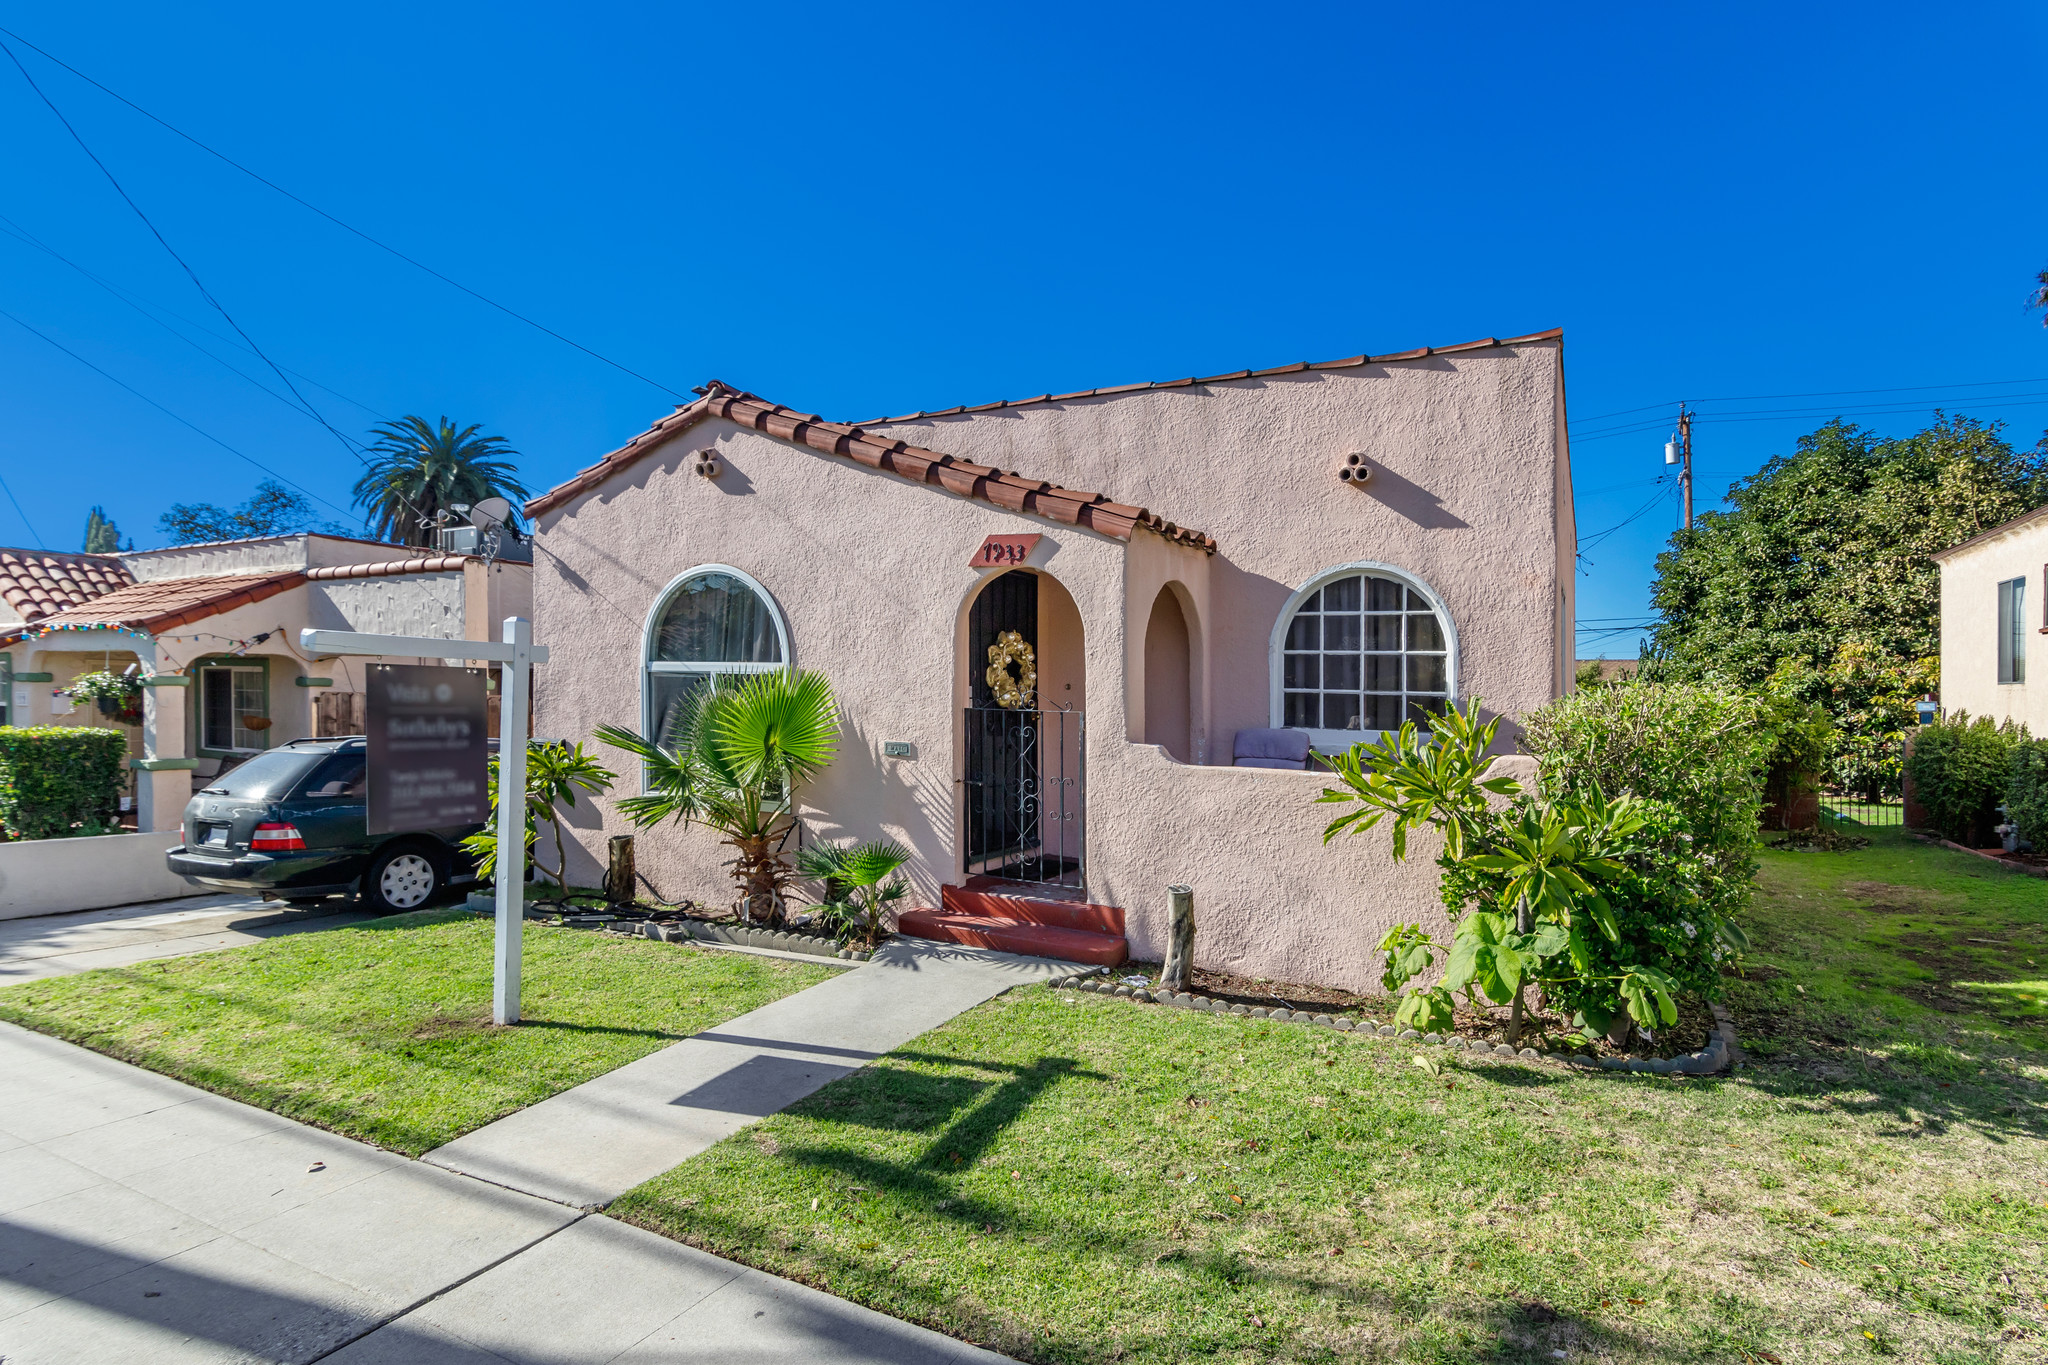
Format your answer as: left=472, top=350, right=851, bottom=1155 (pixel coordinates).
left=300, top=618, right=549, bottom=1025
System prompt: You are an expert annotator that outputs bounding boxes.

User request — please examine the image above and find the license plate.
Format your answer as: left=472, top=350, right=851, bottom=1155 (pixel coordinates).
left=201, top=824, right=229, bottom=847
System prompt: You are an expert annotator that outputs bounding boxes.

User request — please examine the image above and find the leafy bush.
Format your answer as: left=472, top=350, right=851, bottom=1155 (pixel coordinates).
left=1758, top=692, right=1835, bottom=830
left=2008, top=739, right=2048, bottom=850
left=0, top=726, right=128, bottom=840
left=1322, top=701, right=1737, bottom=1048
left=1905, top=713, right=2027, bottom=845
left=1517, top=681, right=1773, bottom=865
left=461, top=740, right=616, bottom=889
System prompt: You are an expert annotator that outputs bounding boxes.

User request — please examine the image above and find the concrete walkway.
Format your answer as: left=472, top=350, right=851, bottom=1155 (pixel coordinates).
left=0, top=895, right=373, bottom=987
left=426, top=939, right=1067, bottom=1208
left=0, top=1021, right=1009, bottom=1363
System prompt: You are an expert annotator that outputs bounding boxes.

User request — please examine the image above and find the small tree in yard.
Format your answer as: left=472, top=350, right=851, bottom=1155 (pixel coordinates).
left=1322, top=699, right=1746, bottom=1048
left=462, top=741, right=616, bottom=890
left=597, top=670, right=840, bottom=927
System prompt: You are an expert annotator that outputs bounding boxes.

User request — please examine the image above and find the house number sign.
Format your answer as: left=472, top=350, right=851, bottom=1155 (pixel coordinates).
left=970, top=533, right=1042, bottom=568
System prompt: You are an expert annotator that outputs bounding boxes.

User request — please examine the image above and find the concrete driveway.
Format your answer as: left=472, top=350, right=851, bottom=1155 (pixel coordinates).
left=0, top=895, right=375, bottom=988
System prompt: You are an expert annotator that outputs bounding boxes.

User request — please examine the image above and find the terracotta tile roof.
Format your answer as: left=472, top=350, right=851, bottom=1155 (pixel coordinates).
left=852, top=329, right=1564, bottom=424
left=304, top=555, right=473, bottom=581
left=526, top=388, right=1218, bottom=551
left=0, top=548, right=134, bottom=624
left=33, top=571, right=307, bottom=636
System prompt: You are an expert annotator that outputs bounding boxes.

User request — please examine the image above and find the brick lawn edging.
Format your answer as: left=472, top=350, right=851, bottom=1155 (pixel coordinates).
left=1046, top=967, right=1740, bottom=1076
left=462, top=892, right=873, bottom=960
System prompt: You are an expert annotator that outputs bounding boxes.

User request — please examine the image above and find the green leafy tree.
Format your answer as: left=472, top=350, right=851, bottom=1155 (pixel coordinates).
left=1645, top=416, right=2048, bottom=796
left=354, top=416, right=530, bottom=546
left=596, top=670, right=841, bottom=926
left=82, top=507, right=128, bottom=553
left=158, top=481, right=346, bottom=545
left=798, top=839, right=913, bottom=948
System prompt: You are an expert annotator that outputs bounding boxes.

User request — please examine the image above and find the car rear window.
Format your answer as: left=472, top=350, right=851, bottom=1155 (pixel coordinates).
left=200, top=750, right=324, bottom=800
left=301, top=753, right=367, bottom=799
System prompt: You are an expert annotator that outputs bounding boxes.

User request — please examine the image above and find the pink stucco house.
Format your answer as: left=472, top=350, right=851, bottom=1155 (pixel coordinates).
left=525, top=328, right=1574, bottom=991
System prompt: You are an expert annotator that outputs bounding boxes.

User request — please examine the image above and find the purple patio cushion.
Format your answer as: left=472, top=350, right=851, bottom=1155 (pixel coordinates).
left=1232, top=727, right=1310, bottom=770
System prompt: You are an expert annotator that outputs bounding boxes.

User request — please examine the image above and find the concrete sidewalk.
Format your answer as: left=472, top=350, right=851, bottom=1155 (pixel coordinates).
left=425, top=939, right=1067, bottom=1208
left=0, top=895, right=373, bottom=987
left=0, top=1022, right=1008, bottom=1364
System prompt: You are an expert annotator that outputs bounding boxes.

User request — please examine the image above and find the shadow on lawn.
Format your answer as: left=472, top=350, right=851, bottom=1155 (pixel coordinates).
left=617, top=1048, right=1690, bottom=1363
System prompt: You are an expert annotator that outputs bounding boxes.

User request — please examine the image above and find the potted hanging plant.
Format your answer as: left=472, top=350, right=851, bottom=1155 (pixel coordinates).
left=64, top=671, right=145, bottom=726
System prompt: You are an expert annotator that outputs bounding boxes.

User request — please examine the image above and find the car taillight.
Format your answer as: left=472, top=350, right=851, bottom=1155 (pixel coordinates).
left=250, top=823, right=306, bottom=851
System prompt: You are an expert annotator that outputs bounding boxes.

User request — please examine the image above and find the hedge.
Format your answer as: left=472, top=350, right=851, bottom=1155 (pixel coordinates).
left=2008, top=738, right=2048, bottom=851
left=1904, top=713, right=2027, bottom=846
left=0, top=726, right=128, bottom=840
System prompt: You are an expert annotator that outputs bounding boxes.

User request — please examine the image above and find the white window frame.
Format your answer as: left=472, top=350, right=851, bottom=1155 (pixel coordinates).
left=1998, top=576, right=2027, bottom=685
left=1267, top=560, right=1459, bottom=753
left=198, top=664, right=269, bottom=754
left=640, top=564, right=792, bottom=787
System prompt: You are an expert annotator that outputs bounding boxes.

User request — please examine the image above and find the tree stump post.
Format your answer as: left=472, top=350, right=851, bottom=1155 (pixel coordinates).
left=1161, top=884, right=1195, bottom=992
left=605, top=835, right=636, bottom=907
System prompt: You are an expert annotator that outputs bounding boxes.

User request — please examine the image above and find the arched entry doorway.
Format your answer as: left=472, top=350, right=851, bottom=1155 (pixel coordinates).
left=961, top=569, right=1086, bottom=890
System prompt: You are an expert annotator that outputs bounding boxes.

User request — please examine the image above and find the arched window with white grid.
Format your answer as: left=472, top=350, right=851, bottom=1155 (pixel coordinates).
left=1270, top=563, right=1457, bottom=751
left=642, top=566, right=790, bottom=755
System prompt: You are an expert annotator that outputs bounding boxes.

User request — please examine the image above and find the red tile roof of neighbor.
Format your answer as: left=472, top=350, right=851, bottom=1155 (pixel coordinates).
left=0, top=548, right=134, bottom=623
left=31, top=572, right=307, bottom=636
left=522, top=330, right=1562, bottom=547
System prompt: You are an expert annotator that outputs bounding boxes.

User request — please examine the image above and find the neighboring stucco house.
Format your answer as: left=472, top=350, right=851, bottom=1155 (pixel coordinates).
left=526, top=329, right=1574, bottom=991
left=1932, top=503, right=2046, bottom=734
left=1, top=534, right=531, bottom=834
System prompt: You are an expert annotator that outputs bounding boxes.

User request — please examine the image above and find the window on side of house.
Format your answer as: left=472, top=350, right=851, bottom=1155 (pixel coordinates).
left=1998, top=576, right=2027, bottom=684
left=199, top=664, right=270, bottom=753
left=644, top=567, right=789, bottom=757
left=0, top=651, right=11, bottom=727
left=1277, top=567, right=1453, bottom=750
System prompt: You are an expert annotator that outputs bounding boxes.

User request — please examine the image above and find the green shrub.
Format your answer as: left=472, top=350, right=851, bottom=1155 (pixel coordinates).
left=2003, top=738, right=2048, bottom=850
left=1905, top=713, right=2027, bottom=845
left=0, top=726, right=129, bottom=840
left=1518, top=681, right=1773, bottom=864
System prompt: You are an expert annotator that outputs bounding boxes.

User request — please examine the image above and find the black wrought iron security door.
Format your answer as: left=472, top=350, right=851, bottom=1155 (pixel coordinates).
left=963, top=571, right=1085, bottom=889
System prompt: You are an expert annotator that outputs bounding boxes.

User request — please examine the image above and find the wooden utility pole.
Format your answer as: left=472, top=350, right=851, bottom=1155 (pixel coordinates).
left=1678, top=404, right=1695, bottom=531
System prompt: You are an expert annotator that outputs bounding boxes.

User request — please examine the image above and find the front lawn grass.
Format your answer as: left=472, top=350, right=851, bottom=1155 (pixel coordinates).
left=613, top=829, right=2048, bottom=1364
left=0, top=908, right=838, bottom=1154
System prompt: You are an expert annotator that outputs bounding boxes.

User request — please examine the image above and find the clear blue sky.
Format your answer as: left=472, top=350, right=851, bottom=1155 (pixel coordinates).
left=2, top=2, right=2044, bottom=656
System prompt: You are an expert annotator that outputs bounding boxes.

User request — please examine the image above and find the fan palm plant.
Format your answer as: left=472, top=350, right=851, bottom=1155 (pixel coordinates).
left=797, top=839, right=912, bottom=949
left=595, top=670, right=840, bottom=926
left=353, top=416, right=531, bottom=546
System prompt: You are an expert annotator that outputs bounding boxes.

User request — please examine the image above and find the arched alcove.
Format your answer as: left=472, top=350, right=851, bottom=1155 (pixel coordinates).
left=1142, top=584, right=1192, bottom=762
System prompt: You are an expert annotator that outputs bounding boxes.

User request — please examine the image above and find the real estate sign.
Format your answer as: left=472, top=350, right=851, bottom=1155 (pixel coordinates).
left=365, top=664, right=489, bottom=835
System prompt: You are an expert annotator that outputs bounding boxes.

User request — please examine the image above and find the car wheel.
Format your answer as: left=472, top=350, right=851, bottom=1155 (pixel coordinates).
left=365, top=845, right=443, bottom=914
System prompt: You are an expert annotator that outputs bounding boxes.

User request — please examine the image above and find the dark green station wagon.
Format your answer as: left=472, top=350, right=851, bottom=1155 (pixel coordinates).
left=165, top=736, right=489, bottom=913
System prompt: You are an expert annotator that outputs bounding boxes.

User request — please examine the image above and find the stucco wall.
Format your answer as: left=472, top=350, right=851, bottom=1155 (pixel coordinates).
left=0, top=830, right=193, bottom=920
left=1938, top=519, right=2046, bottom=733
left=122, top=534, right=431, bottom=583
left=531, top=340, right=1566, bottom=991
left=311, top=573, right=468, bottom=641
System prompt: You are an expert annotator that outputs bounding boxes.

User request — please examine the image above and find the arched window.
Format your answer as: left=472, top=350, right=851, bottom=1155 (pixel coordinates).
left=644, top=566, right=789, bottom=751
left=1271, top=564, right=1455, bottom=748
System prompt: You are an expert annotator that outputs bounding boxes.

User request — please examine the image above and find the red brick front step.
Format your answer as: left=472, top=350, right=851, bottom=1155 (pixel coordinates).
left=896, top=883, right=1129, bottom=965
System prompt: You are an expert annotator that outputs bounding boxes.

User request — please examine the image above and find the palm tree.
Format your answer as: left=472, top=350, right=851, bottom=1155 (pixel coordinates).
left=596, top=670, right=841, bottom=926
left=797, top=839, right=912, bottom=948
left=353, top=416, right=531, bottom=546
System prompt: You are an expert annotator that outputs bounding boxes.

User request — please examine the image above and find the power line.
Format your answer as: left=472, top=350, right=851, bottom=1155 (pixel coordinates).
left=1, top=36, right=369, bottom=471
left=0, top=25, right=689, bottom=403
left=0, top=467, right=45, bottom=547
left=0, top=305, right=353, bottom=518
left=0, top=212, right=389, bottom=425
left=1570, top=374, right=2048, bottom=430
left=1577, top=478, right=1675, bottom=554
left=0, top=208, right=387, bottom=419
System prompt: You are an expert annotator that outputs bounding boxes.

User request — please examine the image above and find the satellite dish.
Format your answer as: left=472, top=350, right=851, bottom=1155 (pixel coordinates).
left=468, top=497, right=513, bottom=530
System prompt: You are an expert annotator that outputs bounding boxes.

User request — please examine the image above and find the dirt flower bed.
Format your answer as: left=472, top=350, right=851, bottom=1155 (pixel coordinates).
left=1109, top=961, right=1718, bottom=1061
